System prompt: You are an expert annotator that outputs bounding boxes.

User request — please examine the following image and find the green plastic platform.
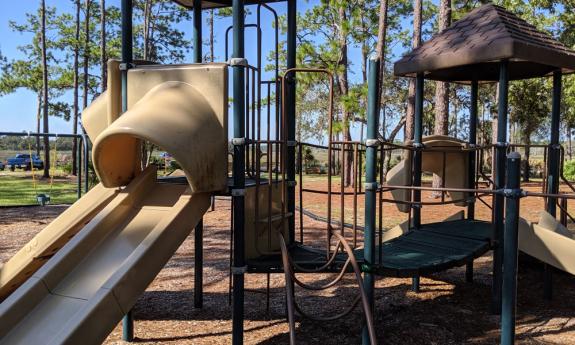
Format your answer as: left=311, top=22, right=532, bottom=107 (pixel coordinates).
left=363, top=219, right=492, bottom=277
left=247, top=219, right=492, bottom=275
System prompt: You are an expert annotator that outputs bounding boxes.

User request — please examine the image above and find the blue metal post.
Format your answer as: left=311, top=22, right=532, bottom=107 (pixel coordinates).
left=544, top=70, right=562, bottom=300
left=362, top=57, right=380, bottom=345
left=500, top=152, right=522, bottom=345
left=492, top=60, right=509, bottom=314
left=412, top=73, right=424, bottom=292
left=121, top=0, right=134, bottom=340
left=231, top=1, right=246, bottom=344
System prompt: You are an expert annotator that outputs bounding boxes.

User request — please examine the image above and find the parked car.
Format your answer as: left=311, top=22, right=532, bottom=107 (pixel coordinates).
left=7, top=154, right=44, bottom=171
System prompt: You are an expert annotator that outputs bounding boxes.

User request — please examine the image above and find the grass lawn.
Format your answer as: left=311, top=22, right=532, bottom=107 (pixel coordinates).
left=0, top=170, right=80, bottom=206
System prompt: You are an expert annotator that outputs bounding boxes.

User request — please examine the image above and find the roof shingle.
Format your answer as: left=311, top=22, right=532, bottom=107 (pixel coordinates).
left=394, top=3, right=575, bottom=82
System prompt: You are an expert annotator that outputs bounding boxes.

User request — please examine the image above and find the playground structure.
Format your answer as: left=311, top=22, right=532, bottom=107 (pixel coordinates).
left=0, top=2, right=575, bottom=345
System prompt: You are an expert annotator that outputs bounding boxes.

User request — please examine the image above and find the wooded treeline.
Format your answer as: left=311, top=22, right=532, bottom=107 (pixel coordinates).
left=1, top=0, right=575, bottom=184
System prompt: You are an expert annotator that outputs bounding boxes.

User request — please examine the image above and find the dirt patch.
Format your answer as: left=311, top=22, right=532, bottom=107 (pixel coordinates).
left=0, top=188, right=574, bottom=344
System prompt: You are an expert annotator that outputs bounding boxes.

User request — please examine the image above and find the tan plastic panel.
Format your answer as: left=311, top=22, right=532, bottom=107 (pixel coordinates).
left=245, top=182, right=289, bottom=259
left=0, top=183, right=118, bottom=301
left=518, top=215, right=575, bottom=275
left=0, top=167, right=210, bottom=345
left=386, top=135, right=469, bottom=212
left=82, top=60, right=122, bottom=143
left=93, top=64, right=228, bottom=192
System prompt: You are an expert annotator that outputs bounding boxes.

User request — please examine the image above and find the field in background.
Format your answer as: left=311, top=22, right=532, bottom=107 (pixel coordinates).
left=0, top=169, right=80, bottom=207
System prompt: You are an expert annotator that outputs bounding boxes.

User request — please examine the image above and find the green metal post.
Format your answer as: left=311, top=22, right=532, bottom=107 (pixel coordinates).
left=192, top=0, right=204, bottom=310
left=194, top=219, right=203, bottom=309
left=362, top=57, right=380, bottom=345
left=544, top=70, right=562, bottom=300
left=500, top=152, right=521, bottom=345
left=286, top=0, right=297, bottom=244
left=193, top=0, right=202, bottom=63
left=231, top=1, right=246, bottom=344
left=492, top=60, right=509, bottom=315
left=468, top=80, right=478, bottom=219
left=466, top=79, right=478, bottom=283
left=412, top=73, right=424, bottom=292
left=121, top=0, right=134, bottom=340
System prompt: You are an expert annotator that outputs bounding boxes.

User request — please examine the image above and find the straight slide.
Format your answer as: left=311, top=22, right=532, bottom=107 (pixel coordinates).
left=0, top=183, right=119, bottom=301
left=0, top=167, right=210, bottom=345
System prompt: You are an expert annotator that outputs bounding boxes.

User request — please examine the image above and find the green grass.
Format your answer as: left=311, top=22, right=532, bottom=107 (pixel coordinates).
left=0, top=170, right=79, bottom=206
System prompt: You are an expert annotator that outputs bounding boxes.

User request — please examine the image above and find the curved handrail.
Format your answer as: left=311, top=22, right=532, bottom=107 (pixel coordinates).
left=279, top=232, right=377, bottom=345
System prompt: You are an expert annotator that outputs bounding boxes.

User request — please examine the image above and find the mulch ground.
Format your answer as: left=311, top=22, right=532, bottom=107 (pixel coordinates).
left=1, top=181, right=574, bottom=344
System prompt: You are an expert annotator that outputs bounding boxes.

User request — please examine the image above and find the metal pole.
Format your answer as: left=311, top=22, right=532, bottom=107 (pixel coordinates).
left=500, top=152, right=521, bottom=345
left=466, top=79, right=478, bottom=283
left=413, top=73, right=424, bottom=228
left=231, top=1, right=246, bottom=344
left=492, top=60, right=509, bottom=315
left=121, top=0, right=134, bottom=340
left=544, top=70, right=562, bottom=300
left=412, top=73, right=424, bottom=292
left=192, top=0, right=204, bottom=310
left=362, top=57, right=380, bottom=345
left=468, top=79, right=478, bottom=219
left=286, top=0, right=297, bottom=244
left=194, top=219, right=203, bottom=308
left=193, top=0, right=202, bottom=63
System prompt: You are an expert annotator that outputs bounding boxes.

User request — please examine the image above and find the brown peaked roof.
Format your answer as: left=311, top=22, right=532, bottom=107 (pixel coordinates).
left=173, top=0, right=284, bottom=9
left=394, top=3, right=575, bottom=82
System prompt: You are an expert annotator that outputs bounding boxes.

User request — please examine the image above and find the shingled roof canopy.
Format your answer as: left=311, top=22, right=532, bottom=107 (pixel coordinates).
left=173, top=0, right=284, bottom=9
left=394, top=3, right=575, bottom=82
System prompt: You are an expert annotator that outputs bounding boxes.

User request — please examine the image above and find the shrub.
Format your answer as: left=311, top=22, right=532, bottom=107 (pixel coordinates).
left=563, top=160, right=575, bottom=181
left=62, top=162, right=73, bottom=175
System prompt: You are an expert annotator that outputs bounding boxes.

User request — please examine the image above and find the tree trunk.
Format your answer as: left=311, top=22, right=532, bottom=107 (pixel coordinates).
left=143, top=0, right=152, bottom=60
left=491, top=84, right=499, bottom=178
left=431, top=0, right=451, bottom=198
left=100, top=0, right=107, bottom=92
left=336, top=5, right=353, bottom=187
left=209, top=9, right=214, bottom=62
left=405, top=0, right=422, bottom=144
left=376, top=0, right=388, bottom=112
left=72, top=0, right=81, bottom=176
left=568, top=126, right=572, bottom=161
left=383, top=116, right=406, bottom=180
left=523, top=135, right=531, bottom=182
left=41, top=0, right=50, bottom=178
left=82, top=0, right=91, bottom=111
left=36, top=93, right=41, bottom=156
left=141, top=0, right=155, bottom=169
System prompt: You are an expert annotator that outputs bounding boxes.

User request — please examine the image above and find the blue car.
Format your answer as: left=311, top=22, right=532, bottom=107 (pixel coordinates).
left=7, top=154, right=44, bottom=171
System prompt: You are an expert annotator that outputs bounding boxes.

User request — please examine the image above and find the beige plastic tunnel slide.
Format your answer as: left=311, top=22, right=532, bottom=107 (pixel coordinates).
left=386, top=135, right=470, bottom=213
left=0, top=62, right=228, bottom=344
left=519, top=211, right=575, bottom=275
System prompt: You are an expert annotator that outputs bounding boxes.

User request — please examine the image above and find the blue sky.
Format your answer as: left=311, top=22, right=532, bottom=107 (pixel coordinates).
left=0, top=1, right=399, bottom=138
left=0, top=1, right=315, bottom=134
